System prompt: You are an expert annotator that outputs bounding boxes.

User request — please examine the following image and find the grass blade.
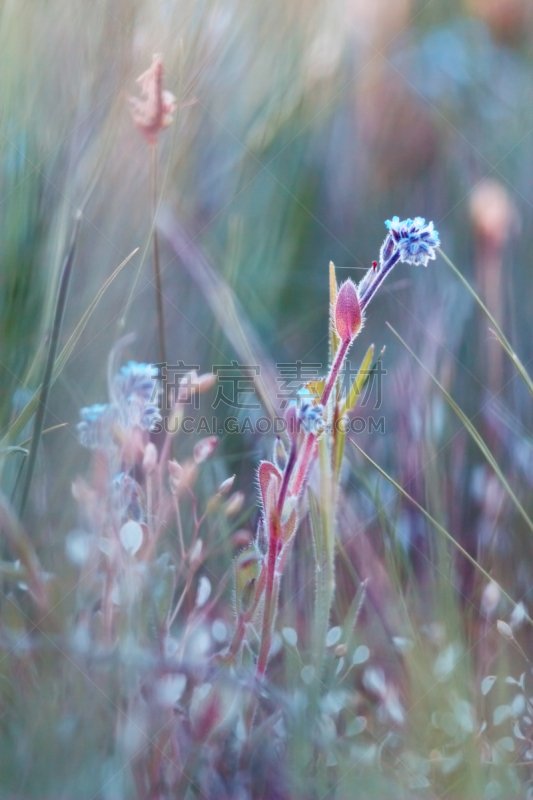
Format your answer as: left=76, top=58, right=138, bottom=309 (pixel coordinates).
left=439, top=247, right=533, bottom=396
left=1, top=249, right=137, bottom=448
left=387, top=322, right=533, bottom=537
left=348, top=438, right=533, bottom=628
left=19, top=215, right=81, bottom=516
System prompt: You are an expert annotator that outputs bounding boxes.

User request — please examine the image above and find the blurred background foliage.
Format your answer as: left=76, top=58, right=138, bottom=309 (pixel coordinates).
left=2, top=0, right=533, bottom=796
left=1, top=0, right=530, bottom=548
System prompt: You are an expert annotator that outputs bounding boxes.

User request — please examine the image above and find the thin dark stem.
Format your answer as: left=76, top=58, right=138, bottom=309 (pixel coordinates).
left=19, top=214, right=81, bottom=519
left=151, top=144, right=166, bottom=366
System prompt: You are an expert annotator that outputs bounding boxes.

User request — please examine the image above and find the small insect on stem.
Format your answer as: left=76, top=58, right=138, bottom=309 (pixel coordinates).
left=372, top=260, right=378, bottom=271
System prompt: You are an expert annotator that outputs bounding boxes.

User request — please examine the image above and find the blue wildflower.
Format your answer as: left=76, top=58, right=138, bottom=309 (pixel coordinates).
left=112, top=361, right=161, bottom=431
left=78, top=403, right=115, bottom=449
left=113, top=362, right=159, bottom=403
left=384, top=216, right=440, bottom=267
left=77, top=361, right=161, bottom=449
left=296, top=389, right=324, bottom=434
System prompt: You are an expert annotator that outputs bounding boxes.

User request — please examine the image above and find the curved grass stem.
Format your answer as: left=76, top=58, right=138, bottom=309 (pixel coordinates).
left=19, top=214, right=81, bottom=518
left=387, top=322, right=533, bottom=538
left=151, top=143, right=166, bottom=365
left=439, top=247, right=533, bottom=397
left=349, top=438, right=533, bottom=628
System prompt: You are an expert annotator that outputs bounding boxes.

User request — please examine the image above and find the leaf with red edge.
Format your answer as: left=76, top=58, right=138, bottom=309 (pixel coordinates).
left=257, top=461, right=282, bottom=512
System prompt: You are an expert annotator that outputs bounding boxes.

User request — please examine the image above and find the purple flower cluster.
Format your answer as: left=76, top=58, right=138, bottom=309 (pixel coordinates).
left=384, top=216, right=440, bottom=267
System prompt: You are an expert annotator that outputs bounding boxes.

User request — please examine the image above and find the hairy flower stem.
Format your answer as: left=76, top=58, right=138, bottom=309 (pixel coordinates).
left=321, top=337, right=350, bottom=408
left=313, top=435, right=336, bottom=674
left=228, top=443, right=298, bottom=664
left=256, top=508, right=282, bottom=678
left=285, top=335, right=351, bottom=507
left=277, top=439, right=297, bottom=514
left=228, top=564, right=266, bottom=658
left=359, top=250, right=400, bottom=311
left=290, top=433, right=316, bottom=500
left=151, top=143, right=166, bottom=366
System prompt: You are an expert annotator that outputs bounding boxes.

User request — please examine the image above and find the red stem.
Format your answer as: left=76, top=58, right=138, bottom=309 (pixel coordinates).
left=321, top=337, right=350, bottom=408
left=290, top=433, right=316, bottom=499
left=256, top=512, right=280, bottom=678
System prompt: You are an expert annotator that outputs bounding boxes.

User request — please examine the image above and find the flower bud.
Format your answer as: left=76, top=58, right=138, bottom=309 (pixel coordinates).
left=168, top=459, right=183, bottom=481
left=218, top=475, right=236, bottom=495
left=142, top=442, right=158, bottom=474
left=197, top=373, right=217, bottom=394
left=335, top=279, right=362, bottom=342
left=231, top=529, right=253, bottom=548
left=273, top=436, right=288, bottom=471
left=481, top=580, right=501, bottom=617
left=194, top=436, right=219, bottom=465
left=469, top=179, right=517, bottom=250
left=168, top=459, right=197, bottom=494
left=496, top=619, right=514, bottom=641
left=189, top=539, right=203, bottom=564
left=224, top=491, right=245, bottom=518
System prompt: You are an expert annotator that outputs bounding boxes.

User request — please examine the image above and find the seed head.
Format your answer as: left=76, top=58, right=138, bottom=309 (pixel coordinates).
left=469, top=179, right=517, bottom=249
left=128, top=54, right=176, bottom=145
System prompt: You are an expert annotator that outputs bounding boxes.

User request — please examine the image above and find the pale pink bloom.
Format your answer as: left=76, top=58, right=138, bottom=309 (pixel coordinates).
left=129, top=54, right=176, bottom=144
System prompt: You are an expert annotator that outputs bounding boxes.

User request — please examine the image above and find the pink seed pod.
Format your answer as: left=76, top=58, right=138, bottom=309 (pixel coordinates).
left=469, top=178, right=517, bottom=250
left=224, top=491, right=245, bottom=517
left=194, top=436, right=219, bottom=464
left=168, top=459, right=183, bottom=481
left=218, top=475, right=236, bottom=494
left=196, top=373, right=217, bottom=394
left=169, top=459, right=197, bottom=495
left=142, top=442, right=158, bottom=475
left=335, top=279, right=362, bottom=343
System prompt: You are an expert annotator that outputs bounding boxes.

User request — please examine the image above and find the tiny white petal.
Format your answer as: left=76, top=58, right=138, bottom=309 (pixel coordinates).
left=119, top=521, right=143, bottom=555
left=282, top=627, right=298, bottom=647
left=352, top=645, right=370, bottom=665
left=195, top=576, right=211, bottom=608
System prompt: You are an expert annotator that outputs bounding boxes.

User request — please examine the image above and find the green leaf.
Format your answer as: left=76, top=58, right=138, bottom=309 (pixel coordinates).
left=1, top=249, right=137, bottom=447
left=234, top=545, right=261, bottom=615
left=340, top=344, right=375, bottom=417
